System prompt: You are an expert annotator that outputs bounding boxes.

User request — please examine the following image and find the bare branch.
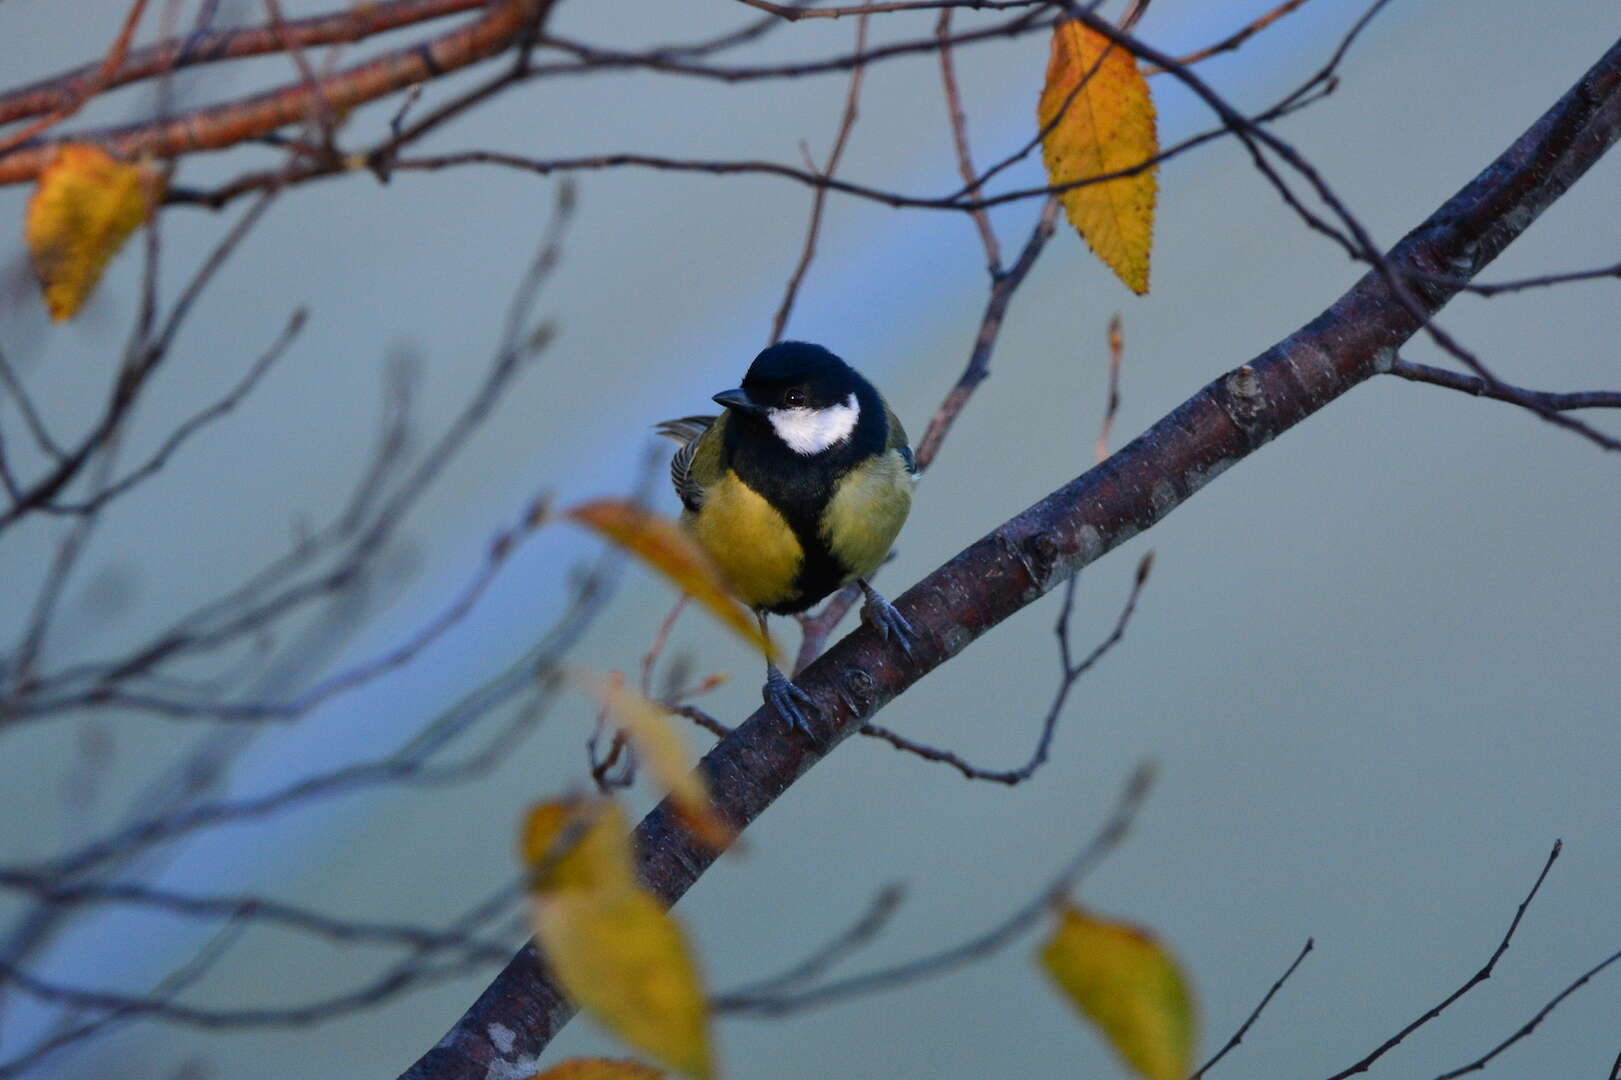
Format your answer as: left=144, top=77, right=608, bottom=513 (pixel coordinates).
left=1325, top=841, right=1563, bottom=1080
left=0, top=0, right=489, bottom=128
left=715, top=764, right=1153, bottom=1015
left=1095, top=314, right=1123, bottom=463
left=0, top=870, right=511, bottom=961
left=859, top=550, right=1151, bottom=783
left=0, top=0, right=559, bottom=186
left=1389, top=357, right=1621, bottom=412
left=712, top=884, right=905, bottom=1005
left=914, top=197, right=1060, bottom=471
left=936, top=9, right=1001, bottom=273
left=1433, top=946, right=1621, bottom=1080
left=768, top=1, right=873, bottom=344
left=1191, top=938, right=1314, bottom=1080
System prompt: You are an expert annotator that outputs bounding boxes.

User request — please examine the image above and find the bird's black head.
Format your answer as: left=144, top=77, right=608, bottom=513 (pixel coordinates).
left=713, top=342, right=880, bottom=458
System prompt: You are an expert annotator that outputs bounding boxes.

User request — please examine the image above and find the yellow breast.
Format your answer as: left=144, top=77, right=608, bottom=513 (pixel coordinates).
left=686, top=471, right=804, bottom=612
left=822, top=450, right=914, bottom=584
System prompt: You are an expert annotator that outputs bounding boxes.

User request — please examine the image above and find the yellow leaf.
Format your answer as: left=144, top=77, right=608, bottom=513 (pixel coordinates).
left=1038, top=904, right=1196, bottom=1080
left=528, top=1058, right=665, bottom=1080
left=520, top=798, right=637, bottom=895
left=567, top=499, right=775, bottom=661
left=535, top=887, right=713, bottom=1080
left=25, top=144, right=162, bottom=321
left=576, top=671, right=736, bottom=852
left=1038, top=20, right=1159, bottom=294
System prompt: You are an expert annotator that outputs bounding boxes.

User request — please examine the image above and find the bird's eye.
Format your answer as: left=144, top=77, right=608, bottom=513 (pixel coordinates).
left=783, top=388, right=807, bottom=407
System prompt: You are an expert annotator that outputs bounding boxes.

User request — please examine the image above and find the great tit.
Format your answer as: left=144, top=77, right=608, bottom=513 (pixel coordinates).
left=657, top=341, right=916, bottom=733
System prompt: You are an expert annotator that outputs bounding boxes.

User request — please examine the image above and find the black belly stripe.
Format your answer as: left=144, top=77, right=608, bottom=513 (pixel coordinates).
left=723, top=408, right=884, bottom=614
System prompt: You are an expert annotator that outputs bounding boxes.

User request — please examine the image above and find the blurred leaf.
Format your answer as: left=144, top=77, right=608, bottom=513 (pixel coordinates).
left=577, top=671, right=735, bottom=852
left=566, top=499, right=774, bottom=661
left=520, top=798, right=636, bottom=895
left=529, top=1059, right=665, bottom=1080
left=1038, top=20, right=1158, bottom=294
left=521, top=796, right=716, bottom=1077
left=25, top=144, right=162, bottom=321
left=1038, top=903, right=1195, bottom=1080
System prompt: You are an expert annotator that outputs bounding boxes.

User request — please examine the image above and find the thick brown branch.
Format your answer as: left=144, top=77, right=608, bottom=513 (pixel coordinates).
left=398, top=34, right=1621, bottom=1080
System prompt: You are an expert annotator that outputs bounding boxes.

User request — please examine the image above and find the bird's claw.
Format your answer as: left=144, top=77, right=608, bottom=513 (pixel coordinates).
left=764, top=663, right=819, bottom=737
left=859, top=580, right=915, bottom=658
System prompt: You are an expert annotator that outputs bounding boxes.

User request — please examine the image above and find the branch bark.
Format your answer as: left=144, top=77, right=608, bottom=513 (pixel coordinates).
left=398, top=36, right=1621, bottom=1080
left=0, top=0, right=553, bottom=186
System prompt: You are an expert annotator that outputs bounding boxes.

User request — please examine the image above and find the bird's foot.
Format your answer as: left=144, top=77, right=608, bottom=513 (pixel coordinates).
left=763, top=662, right=819, bottom=737
left=858, top=580, right=915, bottom=657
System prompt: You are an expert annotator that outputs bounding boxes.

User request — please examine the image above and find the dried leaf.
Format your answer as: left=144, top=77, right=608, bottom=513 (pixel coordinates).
left=567, top=499, right=774, bottom=661
left=577, top=672, right=736, bottom=852
left=1038, top=20, right=1158, bottom=294
left=520, top=798, right=637, bottom=895
left=25, top=144, right=162, bottom=320
left=1039, top=904, right=1196, bottom=1080
left=529, top=1059, right=665, bottom=1080
left=534, top=886, right=713, bottom=1080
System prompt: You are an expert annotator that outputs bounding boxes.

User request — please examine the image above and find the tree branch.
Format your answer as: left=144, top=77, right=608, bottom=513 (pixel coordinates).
left=0, top=0, right=556, bottom=186
left=398, top=33, right=1621, bottom=1080
left=0, top=0, right=488, bottom=128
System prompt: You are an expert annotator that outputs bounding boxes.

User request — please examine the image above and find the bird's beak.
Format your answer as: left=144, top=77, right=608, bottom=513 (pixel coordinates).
left=712, top=387, right=763, bottom=415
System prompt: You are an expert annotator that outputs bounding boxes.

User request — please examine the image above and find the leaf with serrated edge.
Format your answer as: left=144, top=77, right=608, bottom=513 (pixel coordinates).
left=1038, top=21, right=1158, bottom=294
left=26, top=144, right=161, bottom=321
left=1039, top=903, right=1196, bottom=1080
left=568, top=499, right=774, bottom=661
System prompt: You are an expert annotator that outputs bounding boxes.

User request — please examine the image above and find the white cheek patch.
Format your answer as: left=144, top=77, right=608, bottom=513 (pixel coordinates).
left=768, top=393, right=860, bottom=456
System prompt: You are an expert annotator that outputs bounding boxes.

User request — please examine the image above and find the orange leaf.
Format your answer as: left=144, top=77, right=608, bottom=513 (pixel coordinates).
left=529, top=1058, right=665, bottom=1080
left=25, top=144, right=162, bottom=321
left=534, top=885, right=714, bottom=1079
left=1038, top=904, right=1196, bottom=1080
left=576, top=672, right=736, bottom=852
left=1038, top=20, right=1158, bottom=294
left=567, top=499, right=774, bottom=661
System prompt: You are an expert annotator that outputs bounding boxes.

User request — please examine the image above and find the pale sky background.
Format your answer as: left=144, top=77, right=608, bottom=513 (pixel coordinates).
left=0, top=2, right=1616, bottom=1079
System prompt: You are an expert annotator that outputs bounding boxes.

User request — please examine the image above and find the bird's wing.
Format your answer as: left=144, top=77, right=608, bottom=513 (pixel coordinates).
left=655, top=413, right=724, bottom=512
left=883, top=401, right=917, bottom=475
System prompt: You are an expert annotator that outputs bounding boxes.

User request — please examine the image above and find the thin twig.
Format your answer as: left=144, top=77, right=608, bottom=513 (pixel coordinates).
left=717, top=763, right=1154, bottom=1015
left=0, top=347, right=65, bottom=461
left=713, top=884, right=906, bottom=1006
left=0, top=917, right=247, bottom=1078
left=1433, top=946, right=1621, bottom=1080
left=0, top=870, right=511, bottom=960
left=1095, top=314, right=1123, bottom=463
left=670, top=704, right=733, bottom=739
left=1149, top=0, right=1314, bottom=72
left=1388, top=357, right=1621, bottom=412
left=640, top=595, right=690, bottom=696
left=936, top=9, right=1001, bottom=273
left=768, top=1, right=873, bottom=344
left=1191, top=938, right=1315, bottom=1079
left=860, top=550, right=1152, bottom=783
left=913, top=197, right=1061, bottom=471
left=1324, top=840, right=1564, bottom=1080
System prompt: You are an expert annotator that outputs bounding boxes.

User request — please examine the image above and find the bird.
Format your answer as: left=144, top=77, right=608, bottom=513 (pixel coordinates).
left=657, top=341, right=917, bottom=734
